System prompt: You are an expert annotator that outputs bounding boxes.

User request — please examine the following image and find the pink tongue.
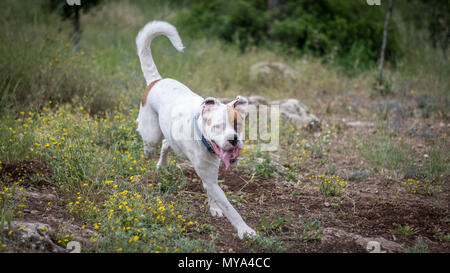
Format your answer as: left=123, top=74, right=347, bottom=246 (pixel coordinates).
left=211, top=144, right=241, bottom=170
left=220, top=151, right=232, bottom=170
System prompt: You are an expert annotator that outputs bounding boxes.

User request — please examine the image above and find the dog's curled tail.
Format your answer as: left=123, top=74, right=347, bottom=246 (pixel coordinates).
left=136, top=21, right=184, bottom=84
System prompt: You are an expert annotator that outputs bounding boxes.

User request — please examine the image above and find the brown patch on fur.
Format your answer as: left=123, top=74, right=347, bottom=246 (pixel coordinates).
left=207, top=119, right=212, bottom=126
left=226, top=105, right=243, bottom=133
left=141, top=79, right=161, bottom=106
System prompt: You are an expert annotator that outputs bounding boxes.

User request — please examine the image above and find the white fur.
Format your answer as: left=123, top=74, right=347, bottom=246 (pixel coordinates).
left=136, top=21, right=184, bottom=84
left=135, top=21, right=256, bottom=239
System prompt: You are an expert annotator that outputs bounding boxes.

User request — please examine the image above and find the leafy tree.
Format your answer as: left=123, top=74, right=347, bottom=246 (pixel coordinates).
left=378, top=0, right=393, bottom=91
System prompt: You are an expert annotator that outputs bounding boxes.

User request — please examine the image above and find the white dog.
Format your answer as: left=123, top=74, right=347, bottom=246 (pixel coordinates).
left=135, top=21, right=256, bottom=239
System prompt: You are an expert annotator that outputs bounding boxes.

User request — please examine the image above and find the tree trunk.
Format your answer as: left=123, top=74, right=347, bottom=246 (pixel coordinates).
left=436, top=17, right=448, bottom=59
left=73, top=6, right=80, bottom=52
left=378, top=0, right=393, bottom=85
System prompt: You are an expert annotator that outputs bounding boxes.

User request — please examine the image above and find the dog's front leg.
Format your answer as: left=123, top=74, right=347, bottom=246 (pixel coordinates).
left=194, top=162, right=256, bottom=239
left=207, top=194, right=223, bottom=217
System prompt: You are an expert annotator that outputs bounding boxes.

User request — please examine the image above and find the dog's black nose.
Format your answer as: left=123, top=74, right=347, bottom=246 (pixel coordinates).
left=228, top=134, right=238, bottom=146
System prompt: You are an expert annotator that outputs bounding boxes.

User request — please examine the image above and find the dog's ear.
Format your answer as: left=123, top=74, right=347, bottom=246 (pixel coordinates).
left=228, top=96, right=248, bottom=118
left=202, top=97, right=219, bottom=114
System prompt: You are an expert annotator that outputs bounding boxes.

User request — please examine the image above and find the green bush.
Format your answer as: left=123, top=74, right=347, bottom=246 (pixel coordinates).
left=176, top=0, right=401, bottom=70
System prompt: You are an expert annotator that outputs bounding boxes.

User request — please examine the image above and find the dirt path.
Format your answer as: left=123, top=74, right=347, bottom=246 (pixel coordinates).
left=181, top=165, right=449, bottom=253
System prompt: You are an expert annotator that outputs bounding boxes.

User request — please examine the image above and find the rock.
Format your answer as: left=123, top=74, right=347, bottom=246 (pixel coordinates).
left=273, top=99, right=320, bottom=130
left=321, top=228, right=404, bottom=253
left=218, top=98, right=233, bottom=104
left=247, top=95, right=269, bottom=106
left=218, top=96, right=268, bottom=106
left=219, top=96, right=320, bottom=131
left=23, top=190, right=56, bottom=201
left=250, top=62, right=297, bottom=82
left=4, top=221, right=65, bottom=252
left=58, top=222, right=95, bottom=249
left=345, top=121, right=375, bottom=128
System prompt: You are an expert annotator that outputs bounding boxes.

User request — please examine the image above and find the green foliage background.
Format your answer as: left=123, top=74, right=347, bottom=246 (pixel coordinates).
left=176, top=0, right=401, bottom=70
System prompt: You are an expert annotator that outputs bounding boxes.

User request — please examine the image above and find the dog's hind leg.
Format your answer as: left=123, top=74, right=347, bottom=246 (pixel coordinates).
left=137, top=108, right=163, bottom=157
left=156, top=139, right=170, bottom=169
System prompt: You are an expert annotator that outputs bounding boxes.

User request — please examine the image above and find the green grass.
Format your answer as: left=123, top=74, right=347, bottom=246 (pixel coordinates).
left=433, top=228, right=450, bottom=242
left=251, top=152, right=275, bottom=179
left=299, top=217, right=323, bottom=242
left=405, top=240, right=429, bottom=253
left=310, top=174, right=348, bottom=197
left=359, top=123, right=415, bottom=174
left=256, top=213, right=291, bottom=235
left=246, top=235, right=287, bottom=253
left=359, top=122, right=448, bottom=195
left=392, top=224, right=416, bottom=237
left=393, top=2, right=450, bottom=99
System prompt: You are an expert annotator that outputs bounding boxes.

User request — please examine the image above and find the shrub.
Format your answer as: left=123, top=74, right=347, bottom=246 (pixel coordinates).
left=311, top=174, right=348, bottom=197
left=176, top=0, right=401, bottom=70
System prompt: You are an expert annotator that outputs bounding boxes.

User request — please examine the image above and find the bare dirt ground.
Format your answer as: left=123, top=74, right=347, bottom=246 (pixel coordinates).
left=1, top=160, right=93, bottom=252
left=181, top=164, right=449, bottom=253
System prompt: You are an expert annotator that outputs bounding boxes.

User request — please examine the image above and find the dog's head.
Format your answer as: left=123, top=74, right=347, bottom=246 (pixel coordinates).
left=200, top=96, right=248, bottom=170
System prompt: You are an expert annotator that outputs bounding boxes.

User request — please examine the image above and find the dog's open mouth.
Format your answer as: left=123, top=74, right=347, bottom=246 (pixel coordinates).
left=210, top=141, right=241, bottom=170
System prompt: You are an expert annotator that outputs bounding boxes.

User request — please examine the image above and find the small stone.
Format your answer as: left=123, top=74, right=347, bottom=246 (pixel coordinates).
left=345, top=121, right=375, bottom=127
left=250, top=61, right=297, bottom=82
left=321, top=227, right=404, bottom=253
left=247, top=95, right=268, bottom=106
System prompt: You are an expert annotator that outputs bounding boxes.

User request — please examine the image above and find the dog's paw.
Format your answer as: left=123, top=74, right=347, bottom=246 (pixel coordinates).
left=237, top=225, right=256, bottom=239
left=209, top=205, right=223, bottom=217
